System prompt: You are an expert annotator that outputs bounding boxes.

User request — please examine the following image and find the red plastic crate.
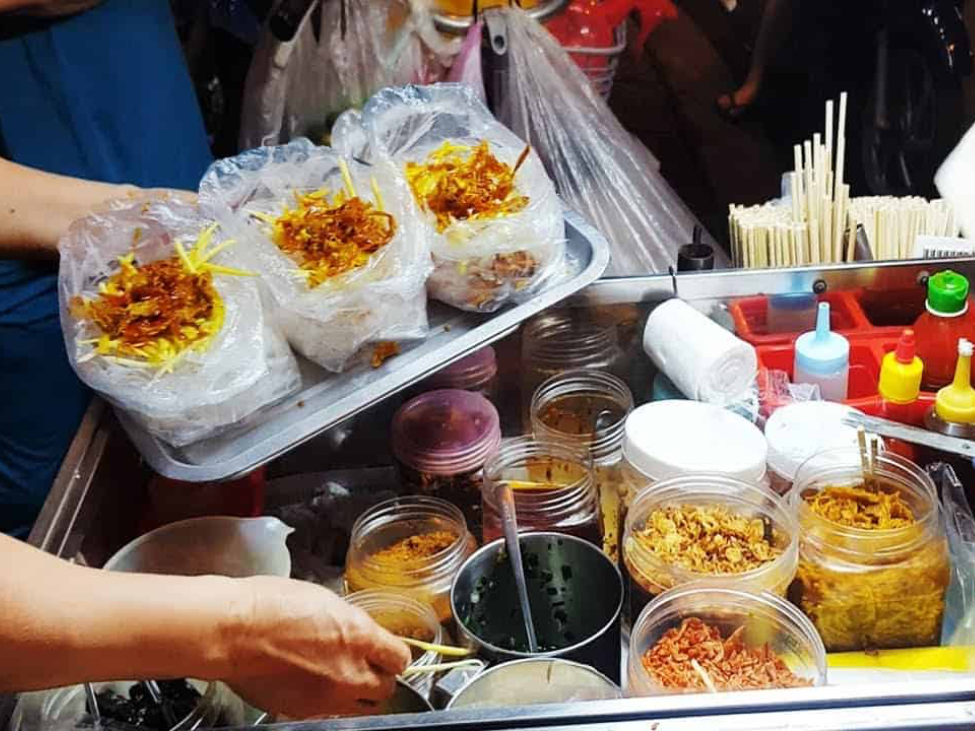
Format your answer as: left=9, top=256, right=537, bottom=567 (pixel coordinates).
left=730, top=292, right=872, bottom=346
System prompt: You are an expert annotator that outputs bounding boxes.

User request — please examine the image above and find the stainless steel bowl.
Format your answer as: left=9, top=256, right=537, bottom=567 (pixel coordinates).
left=450, top=532, right=623, bottom=682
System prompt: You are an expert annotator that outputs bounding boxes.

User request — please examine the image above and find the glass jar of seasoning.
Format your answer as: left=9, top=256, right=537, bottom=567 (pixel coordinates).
left=345, top=590, right=443, bottom=697
left=621, top=475, right=798, bottom=630
left=482, top=437, right=600, bottom=547
left=521, top=313, right=625, bottom=428
left=421, top=346, right=499, bottom=402
left=345, top=496, right=477, bottom=624
left=790, top=448, right=950, bottom=652
left=392, top=389, right=502, bottom=537
left=530, top=370, right=634, bottom=561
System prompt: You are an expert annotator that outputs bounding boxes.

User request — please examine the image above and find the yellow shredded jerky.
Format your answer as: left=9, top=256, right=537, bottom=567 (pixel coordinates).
left=405, top=140, right=530, bottom=232
left=804, top=485, right=916, bottom=530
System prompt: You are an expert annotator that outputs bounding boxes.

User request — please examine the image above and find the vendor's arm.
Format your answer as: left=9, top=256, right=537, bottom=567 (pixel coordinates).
left=0, top=533, right=411, bottom=718
left=0, top=157, right=136, bottom=259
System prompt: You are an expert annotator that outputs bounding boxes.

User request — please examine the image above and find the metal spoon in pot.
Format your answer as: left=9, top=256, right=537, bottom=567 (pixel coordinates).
left=497, top=482, right=539, bottom=653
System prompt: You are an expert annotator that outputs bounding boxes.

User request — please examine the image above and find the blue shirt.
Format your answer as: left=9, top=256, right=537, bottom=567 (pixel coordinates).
left=0, top=0, right=213, bottom=537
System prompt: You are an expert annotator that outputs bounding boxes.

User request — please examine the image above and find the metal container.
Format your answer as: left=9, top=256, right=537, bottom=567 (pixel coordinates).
left=248, top=680, right=433, bottom=724
left=446, top=659, right=621, bottom=710
left=451, top=532, right=623, bottom=682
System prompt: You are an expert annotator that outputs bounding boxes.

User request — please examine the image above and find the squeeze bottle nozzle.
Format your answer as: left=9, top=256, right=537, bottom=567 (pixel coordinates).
left=935, top=338, right=975, bottom=424
left=878, top=329, right=923, bottom=404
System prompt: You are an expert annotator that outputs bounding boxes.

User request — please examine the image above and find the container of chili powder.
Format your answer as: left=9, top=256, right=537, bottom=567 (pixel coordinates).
left=345, top=496, right=477, bottom=624
left=790, top=448, right=950, bottom=652
left=627, top=584, right=826, bottom=696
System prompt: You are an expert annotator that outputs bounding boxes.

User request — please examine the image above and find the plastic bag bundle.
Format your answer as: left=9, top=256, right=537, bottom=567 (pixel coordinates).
left=495, top=7, right=724, bottom=275
left=240, top=0, right=459, bottom=149
left=200, top=139, right=432, bottom=371
left=59, top=198, right=300, bottom=447
left=334, top=84, right=566, bottom=313
left=445, top=21, right=487, bottom=104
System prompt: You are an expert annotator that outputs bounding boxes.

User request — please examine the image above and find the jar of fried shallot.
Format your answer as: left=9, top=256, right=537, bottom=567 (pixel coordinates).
left=530, top=370, right=633, bottom=561
left=345, top=496, right=477, bottom=624
left=790, top=448, right=950, bottom=652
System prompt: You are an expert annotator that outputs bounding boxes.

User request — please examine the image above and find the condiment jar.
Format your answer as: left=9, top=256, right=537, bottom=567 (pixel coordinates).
left=482, top=437, right=600, bottom=546
left=790, top=448, right=950, bottom=652
left=344, top=590, right=443, bottom=697
left=420, top=346, right=499, bottom=402
left=392, top=389, right=502, bottom=536
left=345, top=496, right=477, bottom=624
left=913, top=269, right=975, bottom=389
left=620, top=400, right=769, bottom=520
left=521, top=312, right=625, bottom=427
left=627, top=583, right=826, bottom=696
left=530, top=370, right=634, bottom=561
left=764, top=402, right=865, bottom=497
left=793, top=302, right=850, bottom=402
left=621, top=475, right=798, bottom=629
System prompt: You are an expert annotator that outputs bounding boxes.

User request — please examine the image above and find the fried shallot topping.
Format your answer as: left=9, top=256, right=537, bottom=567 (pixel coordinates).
left=405, top=140, right=531, bottom=232
left=804, top=484, right=916, bottom=529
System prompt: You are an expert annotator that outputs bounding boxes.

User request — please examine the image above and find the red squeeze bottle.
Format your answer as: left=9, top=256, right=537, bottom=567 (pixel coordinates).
left=914, top=270, right=975, bottom=390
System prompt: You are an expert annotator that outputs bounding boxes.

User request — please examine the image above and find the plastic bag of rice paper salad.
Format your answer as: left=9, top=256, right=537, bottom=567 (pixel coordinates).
left=332, top=83, right=566, bottom=313
left=59, top=196, right=300, bottom=447
left=199, top=138, right=431, bottom=371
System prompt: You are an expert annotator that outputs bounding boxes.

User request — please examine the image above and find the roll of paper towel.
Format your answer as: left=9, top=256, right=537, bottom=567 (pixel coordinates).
left=643, top=299, right=757, bottom=404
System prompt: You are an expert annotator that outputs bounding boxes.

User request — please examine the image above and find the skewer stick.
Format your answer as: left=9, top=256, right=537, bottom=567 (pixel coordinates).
left=794, top=145, right=805, bottom=221
left=858, top=426, right=874, bottom=490
left=825, top=99, right=835, bottom=198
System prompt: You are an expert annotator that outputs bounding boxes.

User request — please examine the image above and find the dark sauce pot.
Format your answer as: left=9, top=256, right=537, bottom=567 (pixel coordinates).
left=450, top=533, right=623, bottom=682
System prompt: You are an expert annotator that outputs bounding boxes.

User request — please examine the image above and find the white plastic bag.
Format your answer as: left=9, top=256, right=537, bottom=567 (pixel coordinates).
left=199, top=138, right=432, bottom=371
left=334, top=84, right=566, bottom=313
left=240, top=0, right=459, bottom=149
left=58, top=197, right=300, bottom=447
left=445, top=21, right=487, bottom=104
left=495, top=7, right=725, bottom=275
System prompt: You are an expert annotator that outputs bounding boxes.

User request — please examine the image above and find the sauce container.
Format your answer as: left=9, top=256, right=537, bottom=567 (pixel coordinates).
left=345, top=496, right=477, bottom=624
left=482, top=437, right=600, bottom=546
left=622, top=475, right=798, bottom=630
left=451, top=532, right=624, bottom=682
left=530, top=370, right=634, bottom=561
left=790, top=448, right=950, bottom=652
left=392, top=389, right=501, bottom=537
left=627, top=584, right=826, bottom=696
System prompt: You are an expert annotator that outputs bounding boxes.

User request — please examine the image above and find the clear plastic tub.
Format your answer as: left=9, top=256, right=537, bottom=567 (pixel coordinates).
left=790, top=448, right=950, bottom=652
left=621, top=475, right=798, bottom=629
left=344, top=589, right=443, bottom=697
left=627, top=584, right=827, bottom=696
left=421, top=346, right=499, bottom=402
left=344, top=496, right=477, bottom=624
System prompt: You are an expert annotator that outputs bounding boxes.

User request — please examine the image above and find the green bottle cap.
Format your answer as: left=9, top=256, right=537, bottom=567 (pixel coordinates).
left=928, top=270, right=970, bottom=315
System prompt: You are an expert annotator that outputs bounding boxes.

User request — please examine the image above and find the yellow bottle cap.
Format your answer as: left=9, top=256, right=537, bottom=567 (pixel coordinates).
left=935, top=338, right=975, bottom=423
left=878, top=330, right=923, bottom=404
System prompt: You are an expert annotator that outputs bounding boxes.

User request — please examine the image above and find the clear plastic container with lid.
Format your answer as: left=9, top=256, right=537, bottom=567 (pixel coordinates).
left=622, top=475, right=798, bottom=629
left=521, top=312, right=625, bottom=427
left=344, top=496, right=477, bottom=624
left=627, top=583, right=827, bottom=696
left=764, top=402, right=865, bottom=496
left=790, top=448, right=950, bottom=652
left=420, top=346, right=499, bottom=402
left=482, top=437, right=600, bottom=547
left=620, top=400, right=769, bottom=519
left=530, top=370, right=634, bottom=560
left=392, top=389, right=501, bottom=536
left=344, top=590, right=444, bottom=697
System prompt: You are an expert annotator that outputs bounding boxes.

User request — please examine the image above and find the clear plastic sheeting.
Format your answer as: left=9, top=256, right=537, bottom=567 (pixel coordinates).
left=939, top=462, right=975, bottom=646
left=493, top=7, right=726, bottom=276
left=58, top=198, right=300, bottom=448
left=199, top=139, right=432, bottom=372
left=333, top=84, right=566, bottom=313
left=239, top=0, right=459, bottom=149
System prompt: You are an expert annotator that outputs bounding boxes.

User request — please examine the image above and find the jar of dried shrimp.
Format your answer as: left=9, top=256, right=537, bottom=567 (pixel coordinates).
left=789, top=448, right=950, bottom=652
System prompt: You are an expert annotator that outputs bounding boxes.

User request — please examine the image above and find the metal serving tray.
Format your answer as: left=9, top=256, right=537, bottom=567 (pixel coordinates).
left=116, top=210, right=610, bottom=483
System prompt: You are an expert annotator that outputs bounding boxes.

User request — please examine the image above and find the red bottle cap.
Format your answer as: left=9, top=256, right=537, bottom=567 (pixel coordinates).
left=895, top=329, right=917, bottom=364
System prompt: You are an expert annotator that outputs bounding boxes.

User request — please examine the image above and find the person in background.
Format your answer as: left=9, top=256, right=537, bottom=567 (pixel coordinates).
left=0, top=0, right=213, bottom=538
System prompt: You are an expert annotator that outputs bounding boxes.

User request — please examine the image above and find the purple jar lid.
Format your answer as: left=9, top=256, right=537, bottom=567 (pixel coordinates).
left=425, top=347, right=497, bottom=391
left=392, top=389, right=502, bottom=475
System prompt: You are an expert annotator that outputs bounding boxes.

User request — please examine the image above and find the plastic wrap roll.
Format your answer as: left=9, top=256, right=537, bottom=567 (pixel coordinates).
left=643, top=299, right=757, bottom=405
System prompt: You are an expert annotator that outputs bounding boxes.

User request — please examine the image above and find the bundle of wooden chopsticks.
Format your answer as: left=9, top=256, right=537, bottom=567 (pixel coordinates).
left=729, top=93, right=960, bottom=268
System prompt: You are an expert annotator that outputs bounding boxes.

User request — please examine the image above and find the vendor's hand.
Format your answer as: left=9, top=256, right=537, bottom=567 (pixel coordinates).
left=221, top=577, right=411, bottom=719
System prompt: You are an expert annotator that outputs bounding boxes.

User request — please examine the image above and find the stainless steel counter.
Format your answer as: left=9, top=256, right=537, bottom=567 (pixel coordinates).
left=14, top=259, right=975, bottom=731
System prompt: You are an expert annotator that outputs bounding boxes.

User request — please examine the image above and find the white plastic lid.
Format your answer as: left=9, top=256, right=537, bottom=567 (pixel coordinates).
left=764, top=402, right=863, bottom=481
left=622, top=400, right=768, bottom=482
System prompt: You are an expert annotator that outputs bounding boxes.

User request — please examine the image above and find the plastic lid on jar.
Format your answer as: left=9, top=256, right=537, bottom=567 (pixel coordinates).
left=392, top=389, right=501, bottom=475
left=622, top=400, right=768, bottom=482
left=426, top=346, right=497, bottom=390
left=764, top=402, right=863, bottom=481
